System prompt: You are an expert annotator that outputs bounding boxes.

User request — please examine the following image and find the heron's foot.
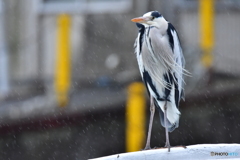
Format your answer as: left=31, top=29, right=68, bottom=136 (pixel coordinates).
left=163, top=145, right=187, bottom=151
left=164, top=143, right=171, bottom=152
left=142, top=145, right=152, bottom=150
left=173, top=145, right=187, bottom=149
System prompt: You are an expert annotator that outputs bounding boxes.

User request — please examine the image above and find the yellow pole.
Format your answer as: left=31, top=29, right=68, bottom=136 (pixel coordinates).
left=199, top=0, right=215, bottom=68
left=126, top=82, right=146, bottom=152
left=55, top=14, right=71, bottom=107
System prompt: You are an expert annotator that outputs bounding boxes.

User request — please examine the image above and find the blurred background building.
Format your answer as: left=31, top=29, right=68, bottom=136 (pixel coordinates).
left=0, top=0, right=240, bottom=159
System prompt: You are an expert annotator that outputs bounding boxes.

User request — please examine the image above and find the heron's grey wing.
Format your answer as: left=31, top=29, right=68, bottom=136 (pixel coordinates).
left=170, top=26, right=185, bottom=101
left=168, top=25, right=185, bottom=101
left=141, top=30, right=169, bottom=100
left=148, top=26, right=185, bottom=103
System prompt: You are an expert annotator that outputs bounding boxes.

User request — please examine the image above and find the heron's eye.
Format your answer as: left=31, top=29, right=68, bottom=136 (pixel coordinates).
left=151, top=17, right=155, bottom=20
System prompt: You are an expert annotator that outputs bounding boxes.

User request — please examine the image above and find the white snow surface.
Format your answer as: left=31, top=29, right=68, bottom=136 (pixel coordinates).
left=90, top=144, right=240, bottom=160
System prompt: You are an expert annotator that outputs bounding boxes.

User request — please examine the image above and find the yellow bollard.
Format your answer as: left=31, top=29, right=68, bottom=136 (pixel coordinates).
left=55, top=14, right=71, bottom=107
left=199, top=0, right=215, bottom=68
left=126, top=82, right=146, bottom=152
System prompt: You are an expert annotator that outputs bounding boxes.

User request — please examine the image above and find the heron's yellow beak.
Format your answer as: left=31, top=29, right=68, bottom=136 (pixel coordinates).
left=131, top=17, right=146, bottom=23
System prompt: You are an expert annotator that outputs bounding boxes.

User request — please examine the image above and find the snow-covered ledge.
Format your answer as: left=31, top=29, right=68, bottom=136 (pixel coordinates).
left=90, top=144, right=240, bottom=160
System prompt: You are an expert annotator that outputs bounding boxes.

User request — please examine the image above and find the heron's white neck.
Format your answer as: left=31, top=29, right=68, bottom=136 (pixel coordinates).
left=154, top=17, right=168, bottom=35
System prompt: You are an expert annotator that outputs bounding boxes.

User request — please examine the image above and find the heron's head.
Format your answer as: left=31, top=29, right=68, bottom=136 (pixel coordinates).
left=131, top=11, right=166, bottom=28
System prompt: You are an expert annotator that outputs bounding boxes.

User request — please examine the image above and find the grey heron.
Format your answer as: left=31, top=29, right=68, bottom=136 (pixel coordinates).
left=131, top=11, right=186, bottom=152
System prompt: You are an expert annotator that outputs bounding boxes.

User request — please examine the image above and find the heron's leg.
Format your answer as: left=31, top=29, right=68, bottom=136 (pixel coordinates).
left=144, top=96, right=155, bottom=150
left=164, top=102, right=171, bottom=152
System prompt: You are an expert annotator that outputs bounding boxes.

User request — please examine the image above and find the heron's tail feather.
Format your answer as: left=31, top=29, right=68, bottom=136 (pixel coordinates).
left=155, top=100, right=180, bottom=132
